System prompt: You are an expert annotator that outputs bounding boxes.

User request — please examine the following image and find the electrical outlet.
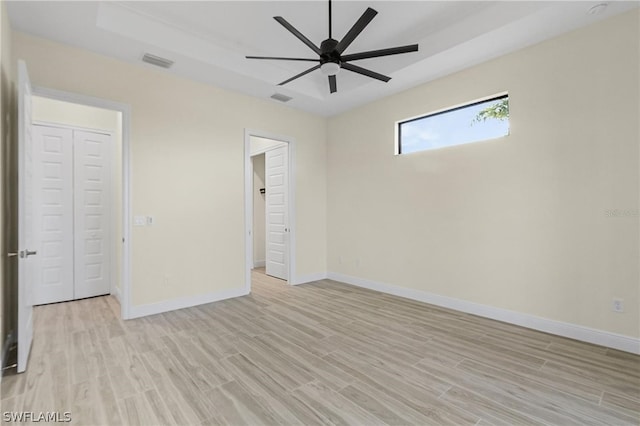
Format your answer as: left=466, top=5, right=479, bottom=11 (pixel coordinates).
left=612, top=298, right=624, bottom=313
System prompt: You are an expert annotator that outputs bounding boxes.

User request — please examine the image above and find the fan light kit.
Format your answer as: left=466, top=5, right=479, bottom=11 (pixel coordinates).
left=321, top=62, right=341, bottom=76
left=246, top=0, right=419, bottom=94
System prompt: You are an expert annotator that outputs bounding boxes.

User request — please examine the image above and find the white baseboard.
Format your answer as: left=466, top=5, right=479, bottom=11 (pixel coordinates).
left=327, top=272, right=640, bottom=355
left=128, top=287, right=249, bottom=319
left=111, top=285, right=121, bottom=303
left=253, top=260, right=266, bottom=268
left=293, top=272, right=328, bottom=286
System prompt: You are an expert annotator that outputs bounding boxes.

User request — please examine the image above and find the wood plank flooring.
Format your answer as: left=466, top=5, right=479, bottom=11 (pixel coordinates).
left=2, top=268, right=639, bottom=425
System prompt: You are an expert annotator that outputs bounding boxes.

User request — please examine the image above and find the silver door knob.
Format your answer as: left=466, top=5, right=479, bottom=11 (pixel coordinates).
left=23, top=250, right=37, bottom=258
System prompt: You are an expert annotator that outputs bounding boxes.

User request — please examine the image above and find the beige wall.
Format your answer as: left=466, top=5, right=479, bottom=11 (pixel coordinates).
left=250, top=136, right=285, bottom=156
left=7, top=8, right=638, bottom=344
left=252, top=154, right=265, bottom=266
left=32, top=96, right=121, bottom=132
left=13, top=31, right=327, bottom=307
left=32, top=96, right=123, bottom=292
left=327, top=10, right=640, bottom=338
left=0, top=0, right=13, bottom=357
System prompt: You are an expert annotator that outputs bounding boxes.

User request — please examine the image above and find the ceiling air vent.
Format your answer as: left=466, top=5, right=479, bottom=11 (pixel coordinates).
left=270, top=93, right=293, bottom=103
left=142, top=53, right=174, bottom=69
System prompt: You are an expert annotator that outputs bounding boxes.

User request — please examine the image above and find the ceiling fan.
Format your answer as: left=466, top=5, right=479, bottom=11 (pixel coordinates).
left=246, top=0, right=419, bottom=94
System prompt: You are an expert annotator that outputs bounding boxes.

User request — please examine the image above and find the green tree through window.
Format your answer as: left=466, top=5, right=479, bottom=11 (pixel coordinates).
left=474, top=98, right=509, bottom=123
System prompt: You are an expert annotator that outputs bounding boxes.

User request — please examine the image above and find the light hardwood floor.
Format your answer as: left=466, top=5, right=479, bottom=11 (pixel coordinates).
left=1, top=269, right=639, bottom=425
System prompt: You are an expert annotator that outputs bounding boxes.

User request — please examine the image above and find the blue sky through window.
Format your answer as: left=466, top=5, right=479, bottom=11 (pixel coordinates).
left=399, top=97, right=509, bottom=154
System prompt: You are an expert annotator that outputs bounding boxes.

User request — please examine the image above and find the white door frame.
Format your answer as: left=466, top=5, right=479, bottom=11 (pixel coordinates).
left=32, top=86, right=133, bottom=320
left=244, top=129, right=296, bottom=292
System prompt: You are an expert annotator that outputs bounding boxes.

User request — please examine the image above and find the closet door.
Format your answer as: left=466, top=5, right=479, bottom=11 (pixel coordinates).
left=74, top=130, right=111, bottom=299
left=32, top=125, right=74, bottom=305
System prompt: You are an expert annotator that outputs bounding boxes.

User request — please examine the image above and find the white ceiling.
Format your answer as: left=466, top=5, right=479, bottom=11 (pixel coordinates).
left=7, top=1, right=638, bottom=117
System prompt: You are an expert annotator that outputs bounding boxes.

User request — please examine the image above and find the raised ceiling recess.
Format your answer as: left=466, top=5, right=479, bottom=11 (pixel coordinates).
left=246, top=0, right=419, bottom=94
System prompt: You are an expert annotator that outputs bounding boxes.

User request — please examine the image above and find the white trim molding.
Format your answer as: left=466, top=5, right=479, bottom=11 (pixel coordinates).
left=293, top=272, right=328, bottom=286
left=253, top=260, right=266, bottom=268
left=327, top=272, right=640, bottom=355
left=112, top=285, right=122, bottom=303
left=128, top=287, right=249, bottom=319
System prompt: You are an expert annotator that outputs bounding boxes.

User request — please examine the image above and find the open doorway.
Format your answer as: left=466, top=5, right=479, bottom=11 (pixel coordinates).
left=29, top=86, right=132, bottom=325
left=244, top=130, right=296, bottom=292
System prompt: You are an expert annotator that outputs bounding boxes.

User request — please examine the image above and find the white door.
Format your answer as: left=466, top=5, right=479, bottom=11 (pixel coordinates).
left=32, top=126, right=74, bottom=305
left=32, top=126, right=112, bottom=304
left=265, top=145, right=289, bottom=280
left=17, top=60, right=35, bottom=373
left=73, top=130, right=111, bottom=299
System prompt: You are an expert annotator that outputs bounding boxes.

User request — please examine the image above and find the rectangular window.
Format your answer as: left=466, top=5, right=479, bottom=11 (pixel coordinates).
left=397, top=94, right=509, bottom=154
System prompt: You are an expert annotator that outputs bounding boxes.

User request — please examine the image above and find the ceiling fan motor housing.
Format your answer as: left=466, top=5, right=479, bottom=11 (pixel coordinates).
left=320, top=38, right=341, bottom=65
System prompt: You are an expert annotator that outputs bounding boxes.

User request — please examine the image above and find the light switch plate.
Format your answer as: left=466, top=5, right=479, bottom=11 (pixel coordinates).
left=134, top=216, right=146, bottom=226
left=147, top=216, right=154, bottom=226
